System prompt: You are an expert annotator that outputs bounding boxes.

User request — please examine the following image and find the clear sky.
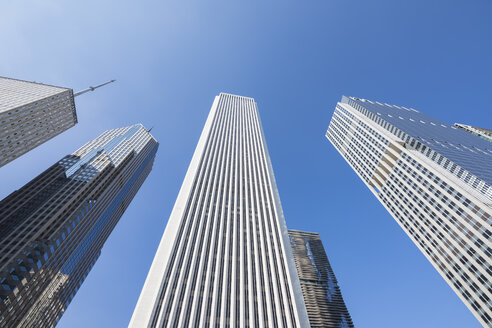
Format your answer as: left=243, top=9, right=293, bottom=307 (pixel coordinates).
left=1, top=1, right=491, bottom=327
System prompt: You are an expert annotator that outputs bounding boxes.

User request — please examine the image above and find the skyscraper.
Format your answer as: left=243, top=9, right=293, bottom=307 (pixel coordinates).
left=454, top=123, right=492, bottom=143
left=130, top=93, right=311, bottom=327
left=0, top=124, right=158, bottom=327
left=0, top=76, right=114, bottom=168
left=326, top=96, right=492, bottom=327
left=288, top=230, right=354, bottom=328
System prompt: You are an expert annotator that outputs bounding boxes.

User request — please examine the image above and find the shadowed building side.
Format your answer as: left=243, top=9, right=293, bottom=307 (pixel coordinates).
left=288, top=230, right=354, bottom=328
left=0, top=124, right=157, bottom=328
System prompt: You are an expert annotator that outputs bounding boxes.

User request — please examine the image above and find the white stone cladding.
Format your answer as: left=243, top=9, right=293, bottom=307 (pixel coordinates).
left=130, top=93, right=310, bottom=328
left=327, top=98, right=492, bottom=327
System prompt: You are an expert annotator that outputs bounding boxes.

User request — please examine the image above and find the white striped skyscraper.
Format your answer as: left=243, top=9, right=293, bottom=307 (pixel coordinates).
left=130, top=93, right=311, bottom=327
left=326, top=96, right=491, bottom=327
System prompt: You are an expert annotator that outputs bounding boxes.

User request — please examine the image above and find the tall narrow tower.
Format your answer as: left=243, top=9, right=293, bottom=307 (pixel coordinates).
left=326, top=96, right=492, bottom=327
left=0, top=76, right=114, bottom=168
left=130, top=93, right=310, bottom=327
left=0, top=124, right=158, bottom=327
left=288, top=230, right=354, bottom=328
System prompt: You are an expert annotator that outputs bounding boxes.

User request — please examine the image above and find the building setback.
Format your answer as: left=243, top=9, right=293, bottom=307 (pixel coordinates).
left=326, top=96, right=492, bottom=327
left=454, top=124, right=492, bottom=143
left=130, top=93, right=311, bottom=327
left=0, top=76, right=113, bottom=168
left=0, top=124, right=158, bottom=327
left=288, top=230, right=354, bottom=328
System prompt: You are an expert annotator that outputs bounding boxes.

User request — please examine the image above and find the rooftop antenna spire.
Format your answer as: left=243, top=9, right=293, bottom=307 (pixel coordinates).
left=74, top=79, right=116, bottom=97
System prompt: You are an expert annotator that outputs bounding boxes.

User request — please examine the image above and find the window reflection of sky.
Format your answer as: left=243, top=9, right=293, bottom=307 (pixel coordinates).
left=347, top=97, right=492, bottom=186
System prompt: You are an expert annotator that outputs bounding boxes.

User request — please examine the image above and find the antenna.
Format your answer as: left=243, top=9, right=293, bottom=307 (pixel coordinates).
left=74, top=79, right=116, bottom=97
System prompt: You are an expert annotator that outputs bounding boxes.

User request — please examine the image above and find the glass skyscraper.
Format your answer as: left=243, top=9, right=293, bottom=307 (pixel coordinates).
left=0, top=124, right=158, bottom=327
left=131, top=93, right=352, bottom=327
left=326, top=96, right=491, bottom=327
left=288, top=230, right=354, bottom=328
left=0, top=76, right=113, bottom=168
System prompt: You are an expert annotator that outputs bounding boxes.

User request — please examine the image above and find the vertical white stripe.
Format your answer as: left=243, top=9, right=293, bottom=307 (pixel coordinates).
left=130, top=94, right=310, bottom=328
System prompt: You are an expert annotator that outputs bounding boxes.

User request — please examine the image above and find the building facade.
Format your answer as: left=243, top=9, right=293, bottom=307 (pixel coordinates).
left=130, top=93, right=310, bottom=327
left=288, top=230, right=354, bottom=328
left=0, top=76, right=114, bottom=168
left=0, top=77, right=77, bottom=168
left=454, top=124, right=492, bottom=143
left=326, top=96, right=492, bottom=327
left=0, top=124, right=158, bottom=327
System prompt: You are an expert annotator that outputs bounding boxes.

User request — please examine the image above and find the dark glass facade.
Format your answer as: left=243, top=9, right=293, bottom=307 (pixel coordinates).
left=0, top=124, right=158, bottom=328
left=288, top=230, right=354, bottom=328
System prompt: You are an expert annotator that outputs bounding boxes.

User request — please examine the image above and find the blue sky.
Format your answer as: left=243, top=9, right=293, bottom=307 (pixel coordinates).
left=1, top=1, right=491, bottom=327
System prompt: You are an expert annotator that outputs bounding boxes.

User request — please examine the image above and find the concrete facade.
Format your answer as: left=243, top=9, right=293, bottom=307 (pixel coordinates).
left=0, top=77, right=77, bottom=168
